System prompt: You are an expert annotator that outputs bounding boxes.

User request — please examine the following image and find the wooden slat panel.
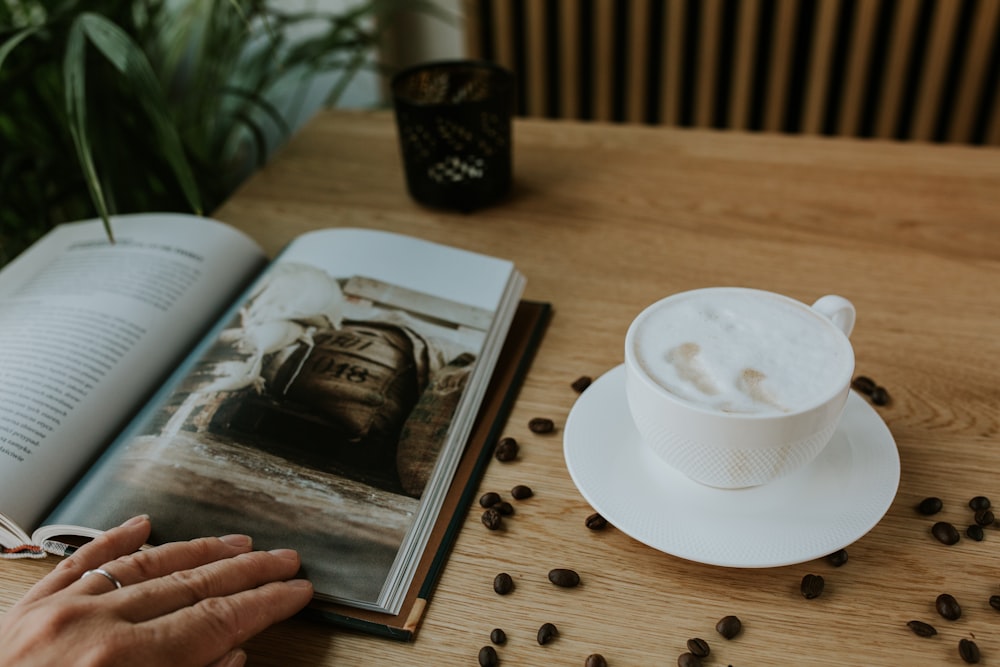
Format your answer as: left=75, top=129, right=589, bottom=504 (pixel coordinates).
left=728, top=0, right=759, bottom=130
left=559, top=0, right=582, bottom=119
left=801, top=0, right=840, bottom=134
left=695, top=0, right=723, bottom=128
left=763, top=0, right=797, bottom=131
left=911, top=1, right=962, bottom=140
left=946, top=0, right=1000, bottom=143
left=593, top=0, right=615, bottom=121
left=526, top=0, right=548, bottom=117
left=837, top=0, right=879, bottom=136
left=462, top=0, right=483, bottom=59
left=490, top=0, right=515, bottom=73
left=661, top=0, right=686, bottom=126
left=626, top=0, right=653, bottom=123
left=875, top=0, right=921, bottom=139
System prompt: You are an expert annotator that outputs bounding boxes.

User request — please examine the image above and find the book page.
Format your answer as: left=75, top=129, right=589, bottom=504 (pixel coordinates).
left=43, top=228, right=523, bottom=612
left=0, top=213, right=266, bottom=536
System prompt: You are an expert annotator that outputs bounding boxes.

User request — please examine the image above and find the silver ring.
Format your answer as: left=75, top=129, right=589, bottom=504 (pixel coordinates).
left=81, top=568, right=123, bottom=590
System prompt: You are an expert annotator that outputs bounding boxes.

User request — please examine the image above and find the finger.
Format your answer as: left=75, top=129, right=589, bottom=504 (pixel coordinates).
left=76, top=533, right=255, bottom=596
left=18, top=515, right=151, bottom=604
left=120, top=548, right=304, bottom=621
left=206, top=648, right=247, bottom=667
left=147, top=578, right=313, bottom=666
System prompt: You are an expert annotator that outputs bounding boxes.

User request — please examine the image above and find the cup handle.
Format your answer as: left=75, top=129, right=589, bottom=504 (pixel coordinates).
left=811, top=295, right=856, bottom=337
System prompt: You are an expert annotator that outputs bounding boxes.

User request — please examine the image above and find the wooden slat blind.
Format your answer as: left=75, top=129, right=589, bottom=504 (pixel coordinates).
left=464, top=0, right=1000, bottom=145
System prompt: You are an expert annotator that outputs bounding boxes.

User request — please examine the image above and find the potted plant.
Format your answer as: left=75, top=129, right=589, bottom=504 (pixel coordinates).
left=0, top=0, right=410, bottom=264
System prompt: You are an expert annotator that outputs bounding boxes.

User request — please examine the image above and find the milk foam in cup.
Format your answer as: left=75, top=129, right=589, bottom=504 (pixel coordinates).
left=624, top=287, right=856, bottom=488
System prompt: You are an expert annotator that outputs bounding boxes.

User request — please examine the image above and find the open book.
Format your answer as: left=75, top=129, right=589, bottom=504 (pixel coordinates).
left=0, top=213, right=546, bottom=638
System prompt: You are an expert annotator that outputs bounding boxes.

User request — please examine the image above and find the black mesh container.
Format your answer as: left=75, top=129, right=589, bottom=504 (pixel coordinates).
left=391, top=60, right=514, bottom=212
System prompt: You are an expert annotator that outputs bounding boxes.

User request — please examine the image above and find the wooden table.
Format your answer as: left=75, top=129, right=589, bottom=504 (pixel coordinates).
left=4, top=110, right=999, bottom=665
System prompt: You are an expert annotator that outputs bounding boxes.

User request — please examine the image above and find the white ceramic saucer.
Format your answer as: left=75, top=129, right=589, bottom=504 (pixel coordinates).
left=563, top=365, right=900, bottom=568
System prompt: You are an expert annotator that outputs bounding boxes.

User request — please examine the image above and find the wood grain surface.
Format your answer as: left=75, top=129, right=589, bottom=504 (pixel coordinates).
left=3, top=110, right=998, bottom=666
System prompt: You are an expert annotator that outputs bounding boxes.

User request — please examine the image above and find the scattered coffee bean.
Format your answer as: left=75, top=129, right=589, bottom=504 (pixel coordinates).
left=585, top=654, right=607, bottom=667
left=907, top=620, right=938, bottom=637
left=511, top=484, right=533, bottom=500
left=870, top=385, right=890, bottom=406
left=826, top=548, right=849, bottom=567
left=989, top=595, right=1000, bottom=612
left=537, top=622, right=558, bottom=645
left=686, top=637, right=710, bottom=657
left=969, top=496, right=991, bottom=511
left=548, top=568, right=581, bottom=588
left=967, top=524, right=985, bottom=541
left=959, top=638, right=981, bottom=664
left=801, top=573, right=825, bottom=599
left=490, top=628, right=507, bottom=645
left=479, top=491, right=502, bottom=508
left=936, top=593, right=962, bottom=620
left=974, top=508, right=995, bottom=526
left=932, top=521, right=960, bottom=545
left=494, top=501, right=515, bottom=516
left=494, top=437, right=519, bottom=462
left=585, top=512, right=608, bottom=530
left=572, top=376, right=593, bottom=393
left=716, top=615, right=742, bottom=639
left=851, top=375, right=877, bottom=395
left=528, top=417, right=555, bottom=434
left=482, top=508, right=503, bottom=530
left=478, top=645, right=499, bottom=667
left=677, top=653, right=702, bottom=667
left=493, top=572, right=514, bottom=595
left=918, top=497, right=944, bottom=515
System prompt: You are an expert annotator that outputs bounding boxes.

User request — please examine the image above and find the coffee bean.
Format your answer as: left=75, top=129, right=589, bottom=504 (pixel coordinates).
left=801, top=573, right=825, bottom=599
left=686, top=637, right=710, bottom=657
left=572, top=376, right=593, bottom=393
left=936, top=593, right=962, bottom=620
left=585, top=654, right=607, bottom=667
left=511, top=484, right=533, bottom=500
left=716, top=615, right=742, bottom=639
left=493, top=572, right=514, bottom=595
left=490, top=628, right=507, bottom=645
left=907, top=620, right=938, bottom=637
left=826, top=548, right=848, bottom=567
left=974, top=508, right=995, bottom=526
left=932, top=521, right=960, bottom=545
left=959, top=638, right=981, bottom=664
left=870, top=385, right=890, bottom=406
left=918, top=497, right=944, bottom=515
left=851, top=375, right=877, bottom=395
left=677, top=653, right=702, bottom=667
left=967, top=524, right=985, bottom=541
left=478, top=645, right=499, bottom=667
left=548, top=568, right=581, bottom=588
left=537, top=622, right=558, bottom=645
left=494, top=501, right=514, bottom=516
left=969, top=496, right=991, bottom=511
left=479, top=491, right=502, bottom=508
left=990, top=595, right=1000, bottom=612
left=529, top=417, right=555, bottom=434
left=495, top=437, right=519, bottom=462
left=482, top=508, right=503, bottom=530
left=585, top=513, right=608, bottom=530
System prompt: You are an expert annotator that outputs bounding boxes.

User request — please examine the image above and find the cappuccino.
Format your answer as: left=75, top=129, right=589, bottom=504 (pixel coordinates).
left=631, top=290, right=852, bottom=415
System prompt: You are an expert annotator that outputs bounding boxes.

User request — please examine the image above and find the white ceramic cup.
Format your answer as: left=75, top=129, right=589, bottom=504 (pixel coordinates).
left=624, top=287, right=856, bottom=488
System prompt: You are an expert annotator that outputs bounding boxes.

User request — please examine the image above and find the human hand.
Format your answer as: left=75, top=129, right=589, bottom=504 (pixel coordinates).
left=0, top=515, right=313, bottom=667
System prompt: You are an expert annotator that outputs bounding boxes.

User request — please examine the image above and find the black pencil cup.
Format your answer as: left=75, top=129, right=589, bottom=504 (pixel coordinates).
left=391, top=60, right=514, bottom=212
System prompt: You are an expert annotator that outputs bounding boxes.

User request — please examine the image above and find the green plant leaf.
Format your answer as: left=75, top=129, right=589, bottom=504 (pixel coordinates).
left=0, top=25, right=42, bottom=72
left=63, top=12, right=205, bottom=241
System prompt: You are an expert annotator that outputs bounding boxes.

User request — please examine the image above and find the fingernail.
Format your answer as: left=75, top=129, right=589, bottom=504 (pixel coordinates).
left=286, top=579, right=313, bottom=590
left=219, top=534, right=253, bottom=547
left=120, top=514, right=149, bottom=528
left=268, top=548, right=299, bottom=561
left=218, top=648, right=247, bottom=667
